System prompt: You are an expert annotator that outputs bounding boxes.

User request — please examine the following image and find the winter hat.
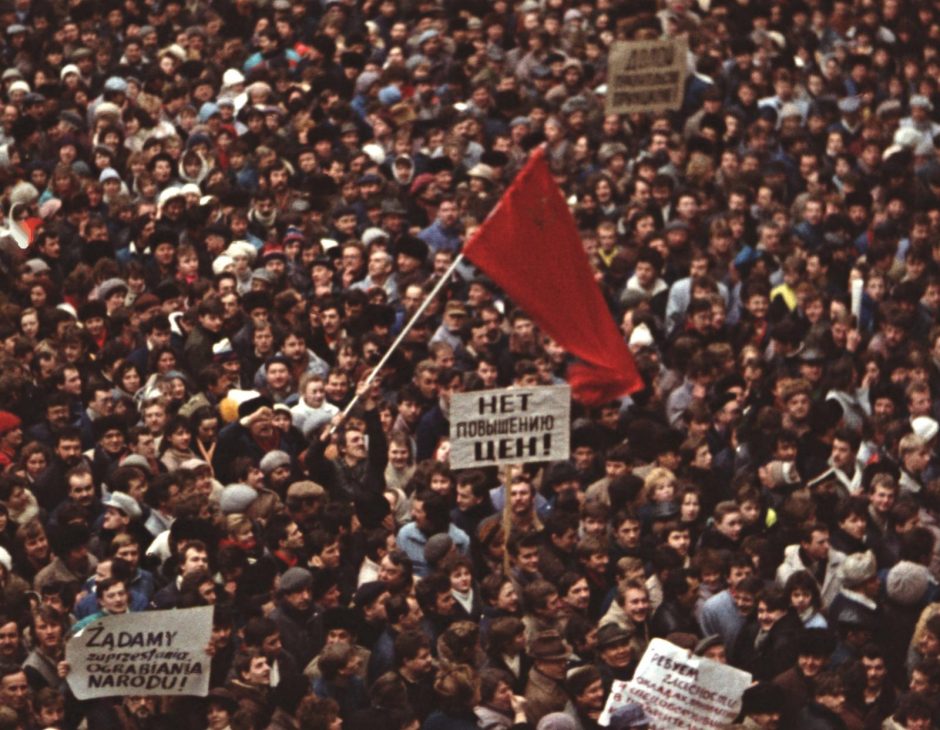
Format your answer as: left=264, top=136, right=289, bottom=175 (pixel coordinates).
left=377, top=84, right=402, bottom=106
left=765, top=460, right=801, bottom=487
left=224, top=240, right=257, bottom=262
left=219, top=483, right=258, bottom=514
left=102, top=492, right=143, bottom=521
left=565, top=665, right=601, bottom=698
left=912, top=416, right=939, bottom=443
left=353, top=581, right=388, bottom=609
left=212, top=254, right=235, bottom=275
left=279, top=567, right=313, bottom=594
left=423, top=533, right=453, bottom=567
left=238, top=395, right=273, bottom=426
left=537, top=714, right=578, bottom=730
left=741, top=683, right=786, bottom=716
left=886, top=560, right=930, bottom=606
left=629, top=323, right=653, bottom=349
left=0, top=411, right=22, bottom=435
left=610, top=703, right=652, bottom=728
left=841, top=550, right=877, bottom=588
left=222, top=68, right=245, bottom=87
left=694, top=634, right=724, bottom=656
left=259, top=450, right=291, bottom=474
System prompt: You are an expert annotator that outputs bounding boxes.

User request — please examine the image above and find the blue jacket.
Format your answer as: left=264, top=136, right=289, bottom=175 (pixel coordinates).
left=396, top=522, right=470, bottom=577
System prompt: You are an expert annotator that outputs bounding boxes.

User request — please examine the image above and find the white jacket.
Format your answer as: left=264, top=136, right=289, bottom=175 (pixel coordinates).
left=776, top=543, right=846, bottom=609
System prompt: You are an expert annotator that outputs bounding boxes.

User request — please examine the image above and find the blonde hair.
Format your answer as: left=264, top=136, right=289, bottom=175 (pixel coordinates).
left=642, top=467, right=676, bottom=504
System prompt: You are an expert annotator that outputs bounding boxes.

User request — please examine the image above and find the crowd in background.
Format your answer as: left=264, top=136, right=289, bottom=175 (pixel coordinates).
left=6, top=0, right=940, bottom=729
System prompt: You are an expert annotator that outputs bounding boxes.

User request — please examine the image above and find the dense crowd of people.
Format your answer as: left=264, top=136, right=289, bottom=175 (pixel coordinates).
left=5, top=0, right=940, bottom=729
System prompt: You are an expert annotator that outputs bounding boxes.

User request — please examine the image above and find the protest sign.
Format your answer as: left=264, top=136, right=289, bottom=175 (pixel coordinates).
left=606, top=38, right=688, bottom=115
left=66, top=606, right=214, bottom=700
left=599, top=638, right=751, bottom=728
left=450, top=385, right=570, bottom=469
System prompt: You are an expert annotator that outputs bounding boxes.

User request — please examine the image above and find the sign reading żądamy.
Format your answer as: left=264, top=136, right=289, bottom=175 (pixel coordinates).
left=599, top=638, right=751, bottom=728
left=606, top=38, right=689, bottom=115
left=449, top=385, right=570, bottom=469
left=66, top=606, right=214, bottom=700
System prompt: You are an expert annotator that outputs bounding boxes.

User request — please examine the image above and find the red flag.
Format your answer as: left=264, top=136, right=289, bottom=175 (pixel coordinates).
left=462, top=147, right=643, bottom=405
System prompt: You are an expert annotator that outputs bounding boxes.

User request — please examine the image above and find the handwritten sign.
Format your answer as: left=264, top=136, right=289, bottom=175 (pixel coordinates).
left=606, top=38, right=688, bottom=115
left=66, top=607, right=213, bottom=700
left=450, top=385, right=570, bottom=468
left=599, top=638, right=751, bottom=728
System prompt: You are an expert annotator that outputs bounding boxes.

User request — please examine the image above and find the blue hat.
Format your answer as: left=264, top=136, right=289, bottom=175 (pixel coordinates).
left=610, top=703, right=651, bottom=729
left=418, top=29, right=439, bottom=45
left=104, top=76, right=128, bottom=94
left=377, top=84, right=402, bottom=106
left=838, top=95, right=860, bottom=114
left=198, top=101, right=220, bottom=122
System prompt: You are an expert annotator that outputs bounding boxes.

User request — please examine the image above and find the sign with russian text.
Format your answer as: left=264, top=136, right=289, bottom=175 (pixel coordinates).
left=66, top=607, right=213, bottom=700
left=606, top=38, right=688, bottom=115
left=599, top=638, right=751, bottom=728
left=450, top=385, right=570, bottom=468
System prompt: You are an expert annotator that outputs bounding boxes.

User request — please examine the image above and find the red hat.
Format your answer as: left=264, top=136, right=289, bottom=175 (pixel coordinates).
left=0, top=411, right=21, bottom=435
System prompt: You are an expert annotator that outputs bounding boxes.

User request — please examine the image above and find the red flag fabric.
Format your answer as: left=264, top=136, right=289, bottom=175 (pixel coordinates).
left=462, top=147, right=643, bottom=405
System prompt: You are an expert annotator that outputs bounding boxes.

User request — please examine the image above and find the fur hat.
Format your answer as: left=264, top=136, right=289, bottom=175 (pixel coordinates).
left=886, top=560, right=930, bottom=606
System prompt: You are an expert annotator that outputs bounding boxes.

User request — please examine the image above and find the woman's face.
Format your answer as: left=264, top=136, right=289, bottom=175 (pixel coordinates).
left=496, top=581, right=518, bottom=613
left=653, top=480, right=675, bottom=503
left=8, top=485, right=29, bottom=511
left=30, top=285, right=47, bottom=308
left=680, top=493, right=700, bottom=523
left=430, top=473, right=452, bottom=496
left=692, top=445, right=712, bottom=469
left=492, top=681, right=514, bottom=711
left=791, top=587, right=813, bottom=614
left=121, top=367, right=141, bottom=394
left=157, top=351, right=176, bottom=373
left=170, top=426, right=190, bottom=450
left=169, top=378, right=186, bottom=400
left=197, top=418, right=218, bottom=443
left=20, top=312, right=39, bottom=339
left=450, top=565, right=472, bottom=593
left=25, top=453, right=47, bottom=479
left=207, top=704, right=230, bottom=730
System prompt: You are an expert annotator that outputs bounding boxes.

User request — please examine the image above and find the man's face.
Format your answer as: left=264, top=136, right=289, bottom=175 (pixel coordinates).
left=0, top=621, right=19, bottom=658
left=870, top=485, right=895, bottom=514
left=100, top=582, right=129, bottom=613
left=797, top=653, right=826, bottom=678
left=0, top=671, right=29, bottom=710
left=103, top=506, right=129, bottom=531
left=56, top=438, right=83, bottom=465
left=283, top=587, right=312, bottom=612
left=731, top=588, right=756, bottom=616
left=862, top=656, right=886, bottom=687
left=377, top=555, right=404, bottom=586
left=616, top=519, right=641, bottom=549
left=434, top=589, right=456, bottom=616
left=344, top=429, right=367, bottom=461
left=182, top=548, right=209, bottom=576
left=623, top=588, right=650, bottom=623
left=516, top=545, right=540, bottom=574
left=68, top=475, right=95, bottom=507
left=266, top=363, right=291, bottom=390
left=830, top=439, right=854, bottom=470
left=115, top=544, right=140, bottom=569
left=802, top=530, right=830, bottom=562
left=509, top=482, right=533, bottom=514
left=24, top=530, right=49, bottom=561
left=564, top=578, right=590, bottom=611
left=455, top=483, right=481, bottom=512
left=245, top=656, right=271, bottom=686
left=717, top=511, right=743, bottom=542
left=405, top=647, right=434, bottom=676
